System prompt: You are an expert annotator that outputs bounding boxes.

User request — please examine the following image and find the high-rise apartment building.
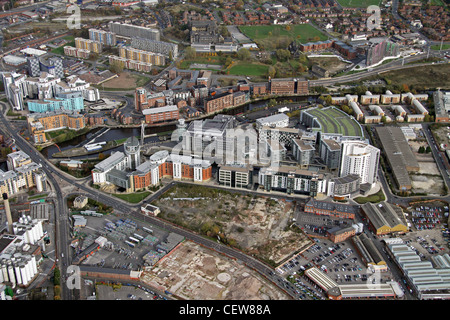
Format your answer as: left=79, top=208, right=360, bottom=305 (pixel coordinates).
left=339, top=140, right=380, bottom=185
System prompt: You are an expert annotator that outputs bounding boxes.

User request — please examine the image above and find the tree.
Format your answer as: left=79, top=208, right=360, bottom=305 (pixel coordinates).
left=237, top=48, right=251, bottom=61
left=268, top=65, right=276, bottom=78
left=275, top=49, right=291, bottom=62
left=185, top=46, right=197, bottom=60
left=418, top=146, right=425, bottom=153
left=109, top=60, right=124, bottom=74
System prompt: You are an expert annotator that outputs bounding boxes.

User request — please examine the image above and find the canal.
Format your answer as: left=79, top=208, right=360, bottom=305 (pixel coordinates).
left=41, top=95, right=314, bottom=159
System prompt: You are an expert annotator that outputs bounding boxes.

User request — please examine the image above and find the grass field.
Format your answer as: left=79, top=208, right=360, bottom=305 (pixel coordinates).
left=112, top=191, right=150, bottom=203
left=431, top=44, right=450, bottom=51
left=239, top=24, right=328, bottom=45
left=228, top=63, right=269, bottom=77
left=336, top=0, right=381, bottom=7
left=305, top=107, right=363, bottom=137
left=381, top=63, right=450, bottom=90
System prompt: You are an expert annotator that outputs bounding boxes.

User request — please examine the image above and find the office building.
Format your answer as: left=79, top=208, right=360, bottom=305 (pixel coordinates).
left=217, top=164, right=253, bottom=189
left=304, top=198, right=359, bottom=219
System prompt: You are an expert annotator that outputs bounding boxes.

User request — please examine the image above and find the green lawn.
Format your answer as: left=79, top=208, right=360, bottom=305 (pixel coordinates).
left=112, top=191, right=151, bottom=203
left=239, top=24, right=328, bottom=44
left=228, top=63, right=269, bottom=77
left=431, top=44, right=450, bottom=51
left=354, top=189, right=386, bottom=204
left=336, top=0, right=381, bottom=7
left=306, top=107, right=363, bottom=137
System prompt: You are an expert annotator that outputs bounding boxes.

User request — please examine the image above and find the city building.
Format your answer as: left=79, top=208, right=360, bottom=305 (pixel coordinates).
left=217, top=164, right=253, bottom=189
left=339, top=140, right=380, bottom=185
left=75, top=37, right=103, bottom=53
left=27, top=92, right=84, bottom=113
left=27, top=110, right=85, bottom=144
left=255, top=113, right=289, bottom=131
left=258, top=166, right=327, bottom=197
left=292, top=138, right=315, bottom=167
left=89, top=28, right=117, bottom=46
left=109, top=22, right=160, bottom=41
left=433, top=90, right=450, bottom=123
left=319, top=138, right=341, bottom=170
left=118, top=46, right=166, bottom=66
left=304, top=198, right=359, bottom=219
left=131, top=38, right=178, bottom=59
left=327, top=174, right=361, bottom=200
left=142, top=105, right=179, bottom=124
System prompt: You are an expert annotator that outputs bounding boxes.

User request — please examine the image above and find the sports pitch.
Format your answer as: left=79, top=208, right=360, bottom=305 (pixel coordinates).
left=306, top=107, right=364, bottom=137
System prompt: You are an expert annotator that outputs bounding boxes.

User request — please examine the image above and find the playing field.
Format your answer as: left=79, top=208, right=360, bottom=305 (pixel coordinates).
left=305, top=107, right=363, bottom=137
left=228, top=63, right=269, bottom=77
left=239, top=24, right=328, bottom=44
left=336, top=0, right=381, bottom=7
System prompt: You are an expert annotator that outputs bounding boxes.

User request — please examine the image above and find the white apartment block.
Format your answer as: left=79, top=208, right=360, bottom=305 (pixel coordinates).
left=339, top=140, right=380, bottom=185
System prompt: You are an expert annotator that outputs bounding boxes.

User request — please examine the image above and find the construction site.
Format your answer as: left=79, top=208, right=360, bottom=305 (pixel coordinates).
left=153, top=184, right=314, bottom=267
left=140, top=240, right=292, bottom=300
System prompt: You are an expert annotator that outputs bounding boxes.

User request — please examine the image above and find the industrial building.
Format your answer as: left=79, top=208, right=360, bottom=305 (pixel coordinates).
left=385, top=239, right=450, bottom=299
left=375, top=126, right=419, bottom=191
left=304, top=267, right=403, bottom=300
left=360, top=202, right=408, bottom=236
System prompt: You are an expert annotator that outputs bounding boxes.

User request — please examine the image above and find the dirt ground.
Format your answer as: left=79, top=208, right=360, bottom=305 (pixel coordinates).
left=139, top=240, right=292, bottom=300
left=407, top=140, right=445, bottom=195
left=101, top=72, right=146, bottom=89
left=432, top=125, right=450, bottom=149
left=155, top=184, right=313, bottom=266
left=308, top=56, right=351, bottom=75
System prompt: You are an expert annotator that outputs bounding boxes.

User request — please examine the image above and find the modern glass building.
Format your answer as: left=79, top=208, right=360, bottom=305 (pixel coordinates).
left=27, top=92, right=84, bottom=113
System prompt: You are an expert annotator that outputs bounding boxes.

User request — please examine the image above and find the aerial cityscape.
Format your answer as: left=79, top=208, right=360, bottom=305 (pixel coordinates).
left=0, top=0, right=449, bottom=309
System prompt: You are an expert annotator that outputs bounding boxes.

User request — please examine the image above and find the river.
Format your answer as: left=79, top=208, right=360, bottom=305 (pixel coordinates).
left=41, top=96, right=313, bottom=159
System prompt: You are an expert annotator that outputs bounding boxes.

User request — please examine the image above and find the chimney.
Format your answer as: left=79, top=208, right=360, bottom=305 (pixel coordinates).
left=3, top=193, right=13, bottom=234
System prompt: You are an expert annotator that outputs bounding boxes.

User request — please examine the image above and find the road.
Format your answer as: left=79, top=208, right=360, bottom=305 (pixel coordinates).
left=309, top=51, right=447, bottom=87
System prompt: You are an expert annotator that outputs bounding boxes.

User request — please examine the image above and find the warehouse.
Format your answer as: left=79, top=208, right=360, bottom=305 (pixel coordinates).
left=375, top=126, right=419, bottom=191
left=352, top=233, right=387, bottom=271
left=360, top=202, right=408, bottom=235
